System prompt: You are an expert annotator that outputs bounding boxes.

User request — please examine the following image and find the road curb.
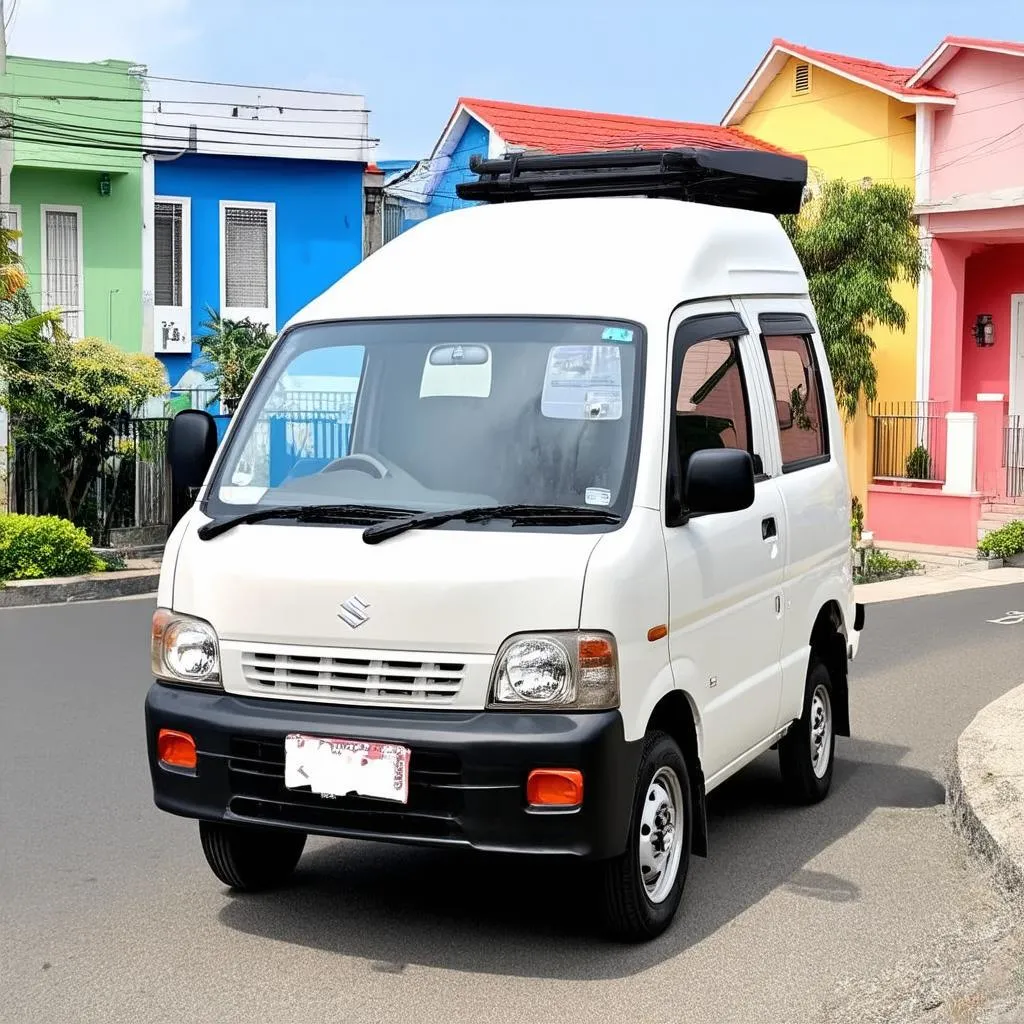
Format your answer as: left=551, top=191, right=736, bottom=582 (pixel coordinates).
left=0, top=569, right=160, bottom=608
left=947, top=683, right=1024, bottom=894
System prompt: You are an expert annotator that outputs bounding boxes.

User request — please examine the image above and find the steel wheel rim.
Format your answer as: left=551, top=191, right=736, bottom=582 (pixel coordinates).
left=638, top=765, right=685, bottom=904
left=810, top=683, right=833, bottom=779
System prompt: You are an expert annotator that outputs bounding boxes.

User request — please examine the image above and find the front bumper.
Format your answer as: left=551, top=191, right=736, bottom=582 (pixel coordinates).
left=145, top=683, right=641, bottom=859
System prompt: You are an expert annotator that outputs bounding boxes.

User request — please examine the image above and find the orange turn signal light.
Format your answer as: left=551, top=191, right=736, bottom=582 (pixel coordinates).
left=157, top=729, right=197, bottom=770
left=527, top=769, right=584, bottom=807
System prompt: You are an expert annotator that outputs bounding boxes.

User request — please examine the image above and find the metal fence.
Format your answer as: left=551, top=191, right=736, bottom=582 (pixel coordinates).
left=871, top=401, right=947, bottom=483
left=1005, top=416, right=1024, bottom=498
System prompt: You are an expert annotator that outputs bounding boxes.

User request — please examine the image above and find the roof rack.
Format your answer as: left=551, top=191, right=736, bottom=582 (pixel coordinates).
left=455, top=147, right=807, bottom=216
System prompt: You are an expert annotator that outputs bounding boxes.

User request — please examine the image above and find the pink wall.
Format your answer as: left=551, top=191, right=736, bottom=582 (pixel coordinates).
left=960, top=245, right=1024, bottom=401
left=867, top=485, right=981, bottom=548
left=930, top=51, right=1024, bottom=199
left=928, top=236, right=970, bottom=404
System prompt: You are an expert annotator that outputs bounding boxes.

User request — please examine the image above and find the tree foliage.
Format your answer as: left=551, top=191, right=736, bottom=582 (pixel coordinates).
left=195, top=306, right=276, bottom=410
left=781, top=180, right=922, bottom=419
left=0, top=242, right=166, bottom=524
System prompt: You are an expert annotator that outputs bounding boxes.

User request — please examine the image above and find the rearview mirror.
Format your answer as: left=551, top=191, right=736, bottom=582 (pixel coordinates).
left=776, top=398, right=794, bottom=431
left=683, top=448, right=755, bottom=516
left=167, top=409, right=219, bottom=492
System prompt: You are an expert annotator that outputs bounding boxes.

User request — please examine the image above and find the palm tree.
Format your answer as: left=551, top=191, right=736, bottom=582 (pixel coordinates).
left=194, top=306, right=275, bottom=413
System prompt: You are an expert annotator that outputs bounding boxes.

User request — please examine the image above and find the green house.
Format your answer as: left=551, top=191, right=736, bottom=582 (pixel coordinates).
left=2, top=56, right=145, bottom=351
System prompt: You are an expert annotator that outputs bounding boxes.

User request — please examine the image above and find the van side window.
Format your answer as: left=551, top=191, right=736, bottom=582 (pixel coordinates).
left=675, top=336, right=752, bottom=477
left=761, top=333, right=829, bottom=469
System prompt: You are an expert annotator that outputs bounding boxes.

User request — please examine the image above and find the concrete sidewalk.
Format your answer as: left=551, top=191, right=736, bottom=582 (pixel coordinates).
left=948, top=683, right=1024, bottom=894
left=856, top=566, right=1024, bottom=604
left=0, top=559, right=160, bottom=608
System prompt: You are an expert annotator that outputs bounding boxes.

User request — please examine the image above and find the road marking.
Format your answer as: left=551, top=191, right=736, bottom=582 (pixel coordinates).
left=987, top=610, right=1024, bottom=625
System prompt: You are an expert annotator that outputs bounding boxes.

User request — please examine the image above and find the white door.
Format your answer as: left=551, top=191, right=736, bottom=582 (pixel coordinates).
left=663, top=304, right=786, bottom=783
left=1010, top=295, right=1024, bottom=423
left=739, top=299, right=851, bottom=728
left=153, top=197, right=192, bottom=354
left=41, top=206, right=84, bottom=339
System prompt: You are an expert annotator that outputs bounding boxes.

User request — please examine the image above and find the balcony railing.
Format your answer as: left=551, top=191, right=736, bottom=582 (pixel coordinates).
left=871, top=401, right=947, bottom=483
left=1004, top=417, right=1024, bottom=498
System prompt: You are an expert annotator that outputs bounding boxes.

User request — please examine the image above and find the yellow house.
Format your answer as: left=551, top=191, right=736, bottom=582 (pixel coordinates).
left=720, top=38, right=956, bottom=509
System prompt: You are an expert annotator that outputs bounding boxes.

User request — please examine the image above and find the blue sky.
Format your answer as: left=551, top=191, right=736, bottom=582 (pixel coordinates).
left=11, top=0, right=1024, bottom=160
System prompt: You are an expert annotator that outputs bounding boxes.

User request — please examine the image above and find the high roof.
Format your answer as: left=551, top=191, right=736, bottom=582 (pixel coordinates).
left=457, top=96, right=794, bottom=156
left=908, top=35, right=1024, bottom=86
left=722, top=37, right=956, bottom=126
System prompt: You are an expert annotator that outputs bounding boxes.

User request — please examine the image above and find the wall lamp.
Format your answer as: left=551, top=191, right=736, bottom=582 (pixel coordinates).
left=974, top=314, right=995, bottom=347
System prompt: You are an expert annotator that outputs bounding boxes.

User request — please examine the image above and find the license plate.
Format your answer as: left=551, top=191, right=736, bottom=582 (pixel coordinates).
left=284, top=734, right=411, bottom=804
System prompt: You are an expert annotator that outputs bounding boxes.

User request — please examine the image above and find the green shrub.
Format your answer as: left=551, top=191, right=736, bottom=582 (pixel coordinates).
left=978, top=520, right=1024, bottom=559
left=906, top=445, right=932, bottom=480
left=851, top=496, right=864, bottom=545
left=0, top=514, right=105, bottom=582
left=854, top=550, right=922, bottom=583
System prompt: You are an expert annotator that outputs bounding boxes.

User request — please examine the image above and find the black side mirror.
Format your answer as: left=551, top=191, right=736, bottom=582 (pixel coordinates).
left=167, top=409, right=219, bottom=492
left=776, top=398, right=794, bottom=431
left=683, top=448, right=755, bottom=516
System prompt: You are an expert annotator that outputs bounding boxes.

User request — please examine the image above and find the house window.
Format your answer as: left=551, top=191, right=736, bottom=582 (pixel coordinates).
left=0, top=205, right=22, bottom=255
left=41, top=205, right=84, bottom=339
left=221, top=201, right=275, bottom=327
left=154, top=201, right=184, bottom=307
left=794, top=63, right=811, bottom=95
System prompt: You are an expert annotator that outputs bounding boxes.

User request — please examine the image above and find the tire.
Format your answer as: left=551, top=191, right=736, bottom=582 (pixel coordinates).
left=778, top=658, right=836, bottom=805
left=199, top=821, right=307, bottom=892
left=599, top=731, right=692, bottom=942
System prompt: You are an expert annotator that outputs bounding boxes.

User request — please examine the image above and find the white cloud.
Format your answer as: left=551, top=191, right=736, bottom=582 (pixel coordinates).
left=6, top=0, right=198, bottom=67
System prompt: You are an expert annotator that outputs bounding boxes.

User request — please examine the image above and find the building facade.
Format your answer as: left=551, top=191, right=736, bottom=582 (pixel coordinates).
left=3, top=56, right=146, bottom=349
left=141, top=78, right=374, bottom=396
left=721, top=38, right=956, bottom=513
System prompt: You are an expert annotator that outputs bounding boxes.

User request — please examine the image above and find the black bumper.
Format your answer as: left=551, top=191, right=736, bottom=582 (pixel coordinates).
left=145, top=683, right=641, bottom=859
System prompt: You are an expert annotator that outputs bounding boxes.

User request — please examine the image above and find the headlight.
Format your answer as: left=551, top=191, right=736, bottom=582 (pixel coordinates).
left=488, top=631, right=619, bottom=710
left=151, top=608, right=221, bottom=687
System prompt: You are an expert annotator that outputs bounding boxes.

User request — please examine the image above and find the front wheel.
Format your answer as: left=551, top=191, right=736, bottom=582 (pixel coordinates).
left=599, top=731, right=692, bottom=942
left=199, top=821, right=306, bottom=892
left=778, top=659, right=836, bottom=804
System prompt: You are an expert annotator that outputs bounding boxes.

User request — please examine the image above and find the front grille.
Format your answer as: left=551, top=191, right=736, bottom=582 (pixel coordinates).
left=240, top=650, right=466, bottom=704
left=226, top=736, right=464, bottom=839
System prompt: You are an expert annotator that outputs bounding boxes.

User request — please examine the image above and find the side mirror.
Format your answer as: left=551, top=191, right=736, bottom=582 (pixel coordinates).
left=683, top=448, right=755, bottom=516
left=167, top=409, right=219, bottom=492
left=776, top=398, right=794, bottom=431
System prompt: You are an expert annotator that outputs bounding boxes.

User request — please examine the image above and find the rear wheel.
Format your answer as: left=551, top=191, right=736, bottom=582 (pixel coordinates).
left=599, top=731, right=692, bottom=942
left=199, top=821, right=306, bottom=891
left=778, top=658, right=835, bottom=804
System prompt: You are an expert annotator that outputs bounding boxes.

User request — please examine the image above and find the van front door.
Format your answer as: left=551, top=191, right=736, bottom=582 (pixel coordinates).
left=663, top=307, right=786, bottom=784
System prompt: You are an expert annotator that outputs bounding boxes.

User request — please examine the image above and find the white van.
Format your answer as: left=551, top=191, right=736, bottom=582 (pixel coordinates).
left=146, top=149, right=864, bottom=942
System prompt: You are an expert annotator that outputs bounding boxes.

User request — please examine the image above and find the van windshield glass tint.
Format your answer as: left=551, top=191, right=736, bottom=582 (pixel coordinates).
left=204, top=317, right=644, bottom=525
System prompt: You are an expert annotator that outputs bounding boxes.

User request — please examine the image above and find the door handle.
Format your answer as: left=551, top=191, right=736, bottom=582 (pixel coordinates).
left=762, top=516, right=777, bottom=540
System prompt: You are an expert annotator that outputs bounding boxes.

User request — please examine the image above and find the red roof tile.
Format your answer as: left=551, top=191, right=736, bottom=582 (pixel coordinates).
left=457, top=97, right=795, bottom=157
left=940, top=35, right=1024, bottom=55
left=773, top=38, right=955, bottom=98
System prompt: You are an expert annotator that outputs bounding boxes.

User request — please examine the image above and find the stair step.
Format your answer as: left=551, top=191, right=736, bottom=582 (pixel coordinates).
left=871, top=541, right=986, bottom=571
left=981, top=503, right=1024, bottom=516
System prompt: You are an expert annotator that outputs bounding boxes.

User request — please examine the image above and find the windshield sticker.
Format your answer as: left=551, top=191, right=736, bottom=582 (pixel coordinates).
left=585, top=487, right=612, bottom=507
left=542, top=345, right=623, bottom=421
left=420, top=344, right=492, bottom=398
left=601, top=326, right=634, bottom=344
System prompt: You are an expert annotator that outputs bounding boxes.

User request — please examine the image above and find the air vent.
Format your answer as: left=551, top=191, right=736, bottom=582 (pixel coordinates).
left=794, top=63, right=811, bottom=94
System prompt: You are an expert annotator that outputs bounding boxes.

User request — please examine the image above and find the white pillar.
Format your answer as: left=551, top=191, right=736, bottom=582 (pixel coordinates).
left=141, top=154, right=155, bottom=356
left=943, top=411, right=978, bottom=495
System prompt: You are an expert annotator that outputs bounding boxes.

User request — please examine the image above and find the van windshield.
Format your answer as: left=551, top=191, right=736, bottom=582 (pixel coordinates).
left=203, top=317, right=645, bottom=527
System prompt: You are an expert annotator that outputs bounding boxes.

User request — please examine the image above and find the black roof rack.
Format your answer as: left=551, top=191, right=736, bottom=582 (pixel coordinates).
left=455, top=147, right=807, bottom=216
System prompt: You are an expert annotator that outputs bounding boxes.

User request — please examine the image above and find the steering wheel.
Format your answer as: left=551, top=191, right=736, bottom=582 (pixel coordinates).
left=320, top=453, right=389, bottom=479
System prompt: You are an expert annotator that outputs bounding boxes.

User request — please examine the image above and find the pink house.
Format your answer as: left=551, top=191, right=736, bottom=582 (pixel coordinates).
left=868, top=36, right=1024, bottom=550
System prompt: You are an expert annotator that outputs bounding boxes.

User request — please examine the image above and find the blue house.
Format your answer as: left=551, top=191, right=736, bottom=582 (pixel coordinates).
left=140, top=77, right=375, bottom=398
left=385, top=96, right=788, bottom=238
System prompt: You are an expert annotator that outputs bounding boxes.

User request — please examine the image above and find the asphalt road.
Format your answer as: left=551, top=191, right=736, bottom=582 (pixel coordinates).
left=2, top=585, right=1023, bottom=1024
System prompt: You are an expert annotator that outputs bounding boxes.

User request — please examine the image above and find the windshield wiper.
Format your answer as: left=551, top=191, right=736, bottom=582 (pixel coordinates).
left=362, top=504, right=622, bottom=545
left=198, top=503, right=415, bottom=541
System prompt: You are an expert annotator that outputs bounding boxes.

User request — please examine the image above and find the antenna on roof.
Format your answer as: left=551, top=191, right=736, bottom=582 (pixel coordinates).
left=456, top=147, right=808, bottom=216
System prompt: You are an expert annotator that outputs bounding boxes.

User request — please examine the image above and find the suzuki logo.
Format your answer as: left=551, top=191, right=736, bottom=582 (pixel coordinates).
left=338, top=595, right=370, bottom=629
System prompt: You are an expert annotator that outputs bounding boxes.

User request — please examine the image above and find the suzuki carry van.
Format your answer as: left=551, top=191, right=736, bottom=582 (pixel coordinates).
left=146, top=147, right=864, bottom=941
